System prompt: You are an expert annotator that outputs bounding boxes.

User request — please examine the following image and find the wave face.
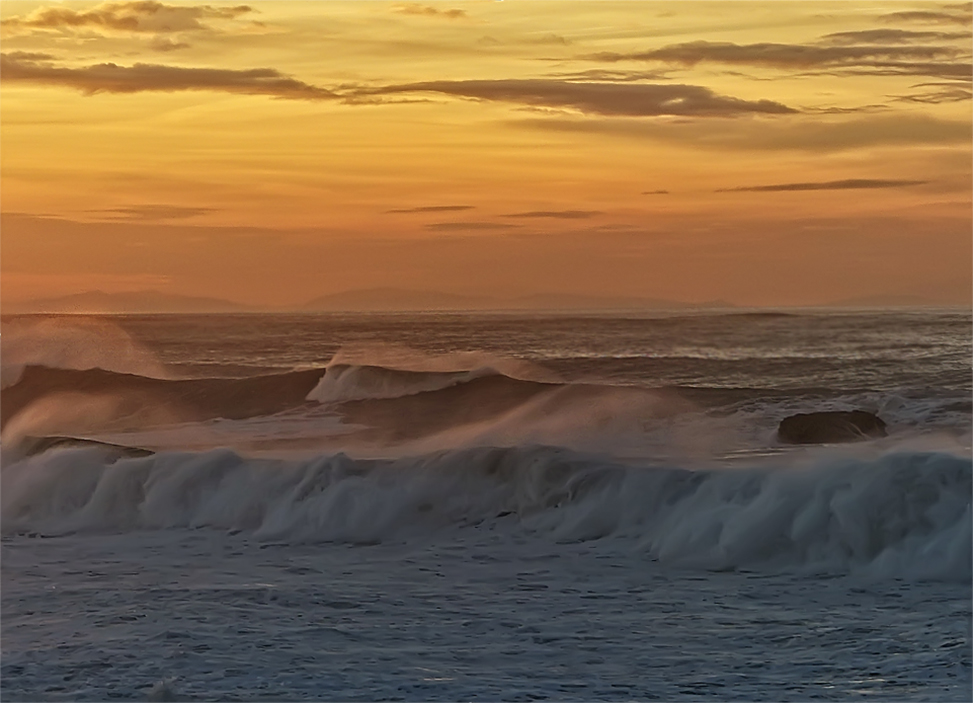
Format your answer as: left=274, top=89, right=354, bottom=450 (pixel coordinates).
left=2, top=443, right=969, bottom=581
left=307, top=363, right=505, bottom=403
left=0, top=365, right=324, bottom=433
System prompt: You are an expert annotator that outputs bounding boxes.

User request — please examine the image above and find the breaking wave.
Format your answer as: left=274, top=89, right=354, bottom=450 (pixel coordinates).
left=2, top=443, right=969, bottom=582
left=0, top=365, right=325, bottom=434
left=307, top=363, right=502, bottom=403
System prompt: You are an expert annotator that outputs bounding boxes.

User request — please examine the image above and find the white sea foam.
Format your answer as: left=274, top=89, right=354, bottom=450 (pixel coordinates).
left=3, top=443, right=968, bottom=581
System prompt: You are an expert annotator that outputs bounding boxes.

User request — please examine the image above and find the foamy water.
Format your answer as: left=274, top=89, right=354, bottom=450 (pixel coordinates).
left=1, top=310, right=970, bottom=700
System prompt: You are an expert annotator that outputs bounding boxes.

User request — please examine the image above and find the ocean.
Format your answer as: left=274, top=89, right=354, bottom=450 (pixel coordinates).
left=1, top=309, right=971, bottom=701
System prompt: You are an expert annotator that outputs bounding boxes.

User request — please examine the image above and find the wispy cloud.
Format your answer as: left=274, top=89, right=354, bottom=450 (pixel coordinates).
left=585, top=39, right=972, bottom=82
left=894, top=81, right=973, bottom=103
left=879, top=10, right=972, bottom=26
left=0, top=53, right=335, bottom=99
left=642, top=190, right=670, bottom=195
left=544, top=68, right=671, bottom=83
left=386, top=205, right=475, bottom=214
left=2, top=1, right=253, bottom=34
left=590, top=41, right=961, bottom=69
left=393, top=4, right=466, bottom=20
left=718, top=179, right=929, bottom=192
left=504, top=210, right=601, bottom=219
left=149, top=37, right=191, bottom=52
left=820, top=29, right=970, bottom=44
left=361, top=79, right=797, bottom=117
left=517, top=114, right=971, bottom=152
left=426, top=221, right=520, bottom=231
left=2, top=51, right=56, bottom=61
left=90, top=204, right=215, bottom=221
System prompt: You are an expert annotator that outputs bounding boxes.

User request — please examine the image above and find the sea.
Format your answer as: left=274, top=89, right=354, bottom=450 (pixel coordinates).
left=1, top=308, right=971, bottom=701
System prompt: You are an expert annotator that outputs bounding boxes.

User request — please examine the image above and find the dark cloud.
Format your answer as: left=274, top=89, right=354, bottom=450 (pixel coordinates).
left=586, top=40, right=971, bottom=81
left=90, top=205, right=215, bottom=221
left=0, top=53, right=335, bottom=99
left=2, top=1, right=252, bottom=34
left=820, top=29, right=970, bottom=44
left=718, top=179, right=929, bottom=193
left=591, top=41, right=960, bottom=68
left=361, top=79, right=797, bottom=117
left=426, top=221, right=521, bottom=231
left=386, top=205, right=475, bottom=214
left=393, top=4, right=466, bottom=19
left=505, top=210, right=601, bottom=219
left=879, top=10, right=972, bottom=26
left=895, top=81, right=973, bottom=103
left=642, top=190, right=670, bottom=195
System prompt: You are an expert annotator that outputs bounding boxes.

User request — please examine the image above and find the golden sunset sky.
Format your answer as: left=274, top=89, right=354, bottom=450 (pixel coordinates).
left=2, top=0, right=971, bottom=307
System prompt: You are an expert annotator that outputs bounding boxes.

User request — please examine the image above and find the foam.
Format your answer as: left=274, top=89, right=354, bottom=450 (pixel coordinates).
left=3, top=443, right=969, bottom=581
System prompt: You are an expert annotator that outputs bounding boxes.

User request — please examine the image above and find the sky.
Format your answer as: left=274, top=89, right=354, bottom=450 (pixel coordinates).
left=1, top=0, right=971, bottom=308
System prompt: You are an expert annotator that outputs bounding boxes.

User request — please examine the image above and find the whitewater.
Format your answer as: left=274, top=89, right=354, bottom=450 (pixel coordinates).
left=1, top=310, right=970, bottom=700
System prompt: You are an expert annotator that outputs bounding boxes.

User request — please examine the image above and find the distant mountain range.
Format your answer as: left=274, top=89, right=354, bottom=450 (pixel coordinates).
left=3, top=288, right=961, bottom=314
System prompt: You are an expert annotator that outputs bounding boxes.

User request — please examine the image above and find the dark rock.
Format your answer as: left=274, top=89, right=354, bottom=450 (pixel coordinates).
left=777, top=411, right=887, bottom=444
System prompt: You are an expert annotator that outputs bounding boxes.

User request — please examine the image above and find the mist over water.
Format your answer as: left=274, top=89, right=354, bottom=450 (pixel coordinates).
left=1, top=309, right=971, bottom=702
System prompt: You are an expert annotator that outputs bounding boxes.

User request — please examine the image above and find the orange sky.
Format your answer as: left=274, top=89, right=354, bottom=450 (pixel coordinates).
left=2, top=0, right=971, bottom=307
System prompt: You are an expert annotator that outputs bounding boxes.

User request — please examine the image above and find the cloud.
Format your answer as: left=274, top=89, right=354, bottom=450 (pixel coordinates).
left=90, top=205, right=215, bottom=221
left=642, top=190, right=670, bottom=195
left=2, top=51, right=57, bottom=61
left=718, top=179, right=929, bottom=193
left=544, top=68, right=671, bottom=83
left=386, top=205, right=475, bottom=213
left=591, top=40, right=960, bottom=69
left=361, top=79, right=797, bottom=117
left=820, top=29, right=970, bottom=44
left=2, top=1, right=253, bottom=34
left=149, top=36, right=191, bottom=52
left=426, top=221, right=520, bottom=231
left=527, top=33, right=571, bottom=45
left=505, top=210, right=601, bottom=219
left=479, top=33, right=571, bottom=48
left=516, top=113, right=971, bottom=152
left=393, top=4, right=466, bottom=19
left=879, top=10, right=972, bottom=26
left=894, top=81, right=973, bottom=103
left=0, top=53, right=335, bottom=99
left=586, top=39, right=972, bottom=82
